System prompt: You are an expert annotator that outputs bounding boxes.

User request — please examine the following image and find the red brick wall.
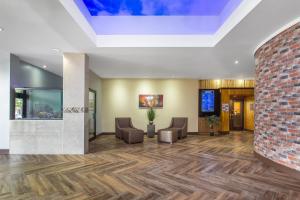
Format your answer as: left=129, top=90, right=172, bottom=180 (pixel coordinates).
left=255, top=22, right=300, bottom=171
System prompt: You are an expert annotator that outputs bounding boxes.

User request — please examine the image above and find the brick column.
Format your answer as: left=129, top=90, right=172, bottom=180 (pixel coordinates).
left=254, top=23, right=300, bottom=171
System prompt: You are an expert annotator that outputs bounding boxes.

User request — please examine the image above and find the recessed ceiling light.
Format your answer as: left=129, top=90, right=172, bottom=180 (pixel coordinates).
left=43, top=65, right=47, bottom=69
left=51, top=48, right=60, bottom=53
left=234, top=60, right=239, bottom=64
left=0, top=27, right=4, bottom=32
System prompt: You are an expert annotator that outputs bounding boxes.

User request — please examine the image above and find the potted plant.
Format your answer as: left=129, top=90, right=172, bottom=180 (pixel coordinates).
left=147, top=107, right=156, bottom=138
left=207, top=115, right=219, bottom=136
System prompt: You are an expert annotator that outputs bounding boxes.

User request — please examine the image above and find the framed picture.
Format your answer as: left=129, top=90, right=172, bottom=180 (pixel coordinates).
left=139, top=95, right=163, bottom=108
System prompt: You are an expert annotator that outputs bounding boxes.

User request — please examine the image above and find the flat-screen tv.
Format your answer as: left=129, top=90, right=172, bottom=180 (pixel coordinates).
left=199, top=89, right=220, bottom=117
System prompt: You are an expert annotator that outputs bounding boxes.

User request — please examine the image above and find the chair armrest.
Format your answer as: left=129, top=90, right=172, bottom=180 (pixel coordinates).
left=137, top=129, right=145, bottom=133
left=181, top=119, right=187, bottom=128
left=130, top=120, right=135, bottom=129
left=157, top=128, right=164, bottom=133
left=168, top=120, right=173, bottom=128
left=116, top=123, right=122, bottom=130
left=131, top=125, right=138, bottom=130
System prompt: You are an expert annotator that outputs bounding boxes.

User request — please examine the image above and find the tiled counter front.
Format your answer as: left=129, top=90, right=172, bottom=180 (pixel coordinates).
left=254, top=23, right=300, bottom=171
left=10, top=120, right=63, bottom=154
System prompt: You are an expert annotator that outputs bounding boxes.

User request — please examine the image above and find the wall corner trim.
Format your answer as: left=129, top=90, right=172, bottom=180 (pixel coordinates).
left=253, top=17, right=300, bottom=55
left=254, top=151, right=300, bottom=178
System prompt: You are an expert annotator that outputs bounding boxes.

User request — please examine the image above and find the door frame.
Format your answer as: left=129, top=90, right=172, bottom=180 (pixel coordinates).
left=89, top=89, right=97, bottom=141
left=229, top=96, right=244, bottom=131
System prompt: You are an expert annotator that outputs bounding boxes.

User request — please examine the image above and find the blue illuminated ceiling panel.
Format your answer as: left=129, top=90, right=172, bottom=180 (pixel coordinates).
left=74, top=0, right=244, bottom=35
left=82, top=0, right=231, bottom=16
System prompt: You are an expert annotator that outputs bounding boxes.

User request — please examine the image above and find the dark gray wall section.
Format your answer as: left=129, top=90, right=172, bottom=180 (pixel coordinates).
left=10, top=54, right=62, bottom=89
left=10, top=54, right=63, bottom=119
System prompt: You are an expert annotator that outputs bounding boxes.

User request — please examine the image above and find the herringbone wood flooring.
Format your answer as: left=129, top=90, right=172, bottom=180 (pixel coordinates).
left=0, top=132, right=299, bottom=200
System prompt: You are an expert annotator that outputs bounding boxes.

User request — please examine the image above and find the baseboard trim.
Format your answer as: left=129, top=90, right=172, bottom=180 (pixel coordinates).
left=0, top=149, right=9, bottom=155
left=99, top=132, right=203, bottom=136
left=99, top=132, right=115, bottom=135
left=99, top=132, right=147, bottom=136
left=218, top=131, right=230, bottom=135
left=188, top=132, right=200, bottom=135
left=254, top=151, right=300, bottom=178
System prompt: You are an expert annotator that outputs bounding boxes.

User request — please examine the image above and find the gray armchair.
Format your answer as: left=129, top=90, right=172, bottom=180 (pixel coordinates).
left=115, top=118, right=134, bottom=139
left=115, top=118, right=144, bottom=143
left=159, top=117, right=188, bottom=139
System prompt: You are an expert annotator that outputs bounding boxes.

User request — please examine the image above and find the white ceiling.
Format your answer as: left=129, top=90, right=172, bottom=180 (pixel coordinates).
left=0, top=0, right=300, bottom=79
left=60, top=0, right=262, bottom=47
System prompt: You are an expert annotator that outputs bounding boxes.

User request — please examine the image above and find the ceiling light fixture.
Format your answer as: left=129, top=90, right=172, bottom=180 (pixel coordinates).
left=43, top=65, right=47, bottom=69
left=234, top=60, right=239, bottom=64
left=0, top=27, right=4, bottom=32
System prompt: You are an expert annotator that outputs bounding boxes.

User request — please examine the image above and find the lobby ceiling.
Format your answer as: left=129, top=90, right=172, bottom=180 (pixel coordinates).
left=61, top=0, right=257, bottom=46
left=0, top=0, right=299, bottom=79
left=71, top=0, right=244, bottom=36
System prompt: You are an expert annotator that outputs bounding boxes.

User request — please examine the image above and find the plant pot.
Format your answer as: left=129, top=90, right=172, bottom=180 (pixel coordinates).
left=147, top=124, right=155, bottom=138
left=209, top=132, right=215, bottom=136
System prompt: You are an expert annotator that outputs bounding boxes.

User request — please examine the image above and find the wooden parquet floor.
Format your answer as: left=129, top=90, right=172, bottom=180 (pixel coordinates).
left=0, top=132, right=300, bottom=200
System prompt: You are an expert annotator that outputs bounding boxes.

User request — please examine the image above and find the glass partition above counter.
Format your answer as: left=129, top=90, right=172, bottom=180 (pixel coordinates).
left=14, top=88, right=63, bottom=120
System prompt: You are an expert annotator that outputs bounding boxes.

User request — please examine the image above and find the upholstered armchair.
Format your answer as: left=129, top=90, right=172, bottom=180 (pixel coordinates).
left=159, top=117, right=188, bottom=139
left=115, top=118, right=144, bottom=144
left=115, top=118, right=134, bottom=139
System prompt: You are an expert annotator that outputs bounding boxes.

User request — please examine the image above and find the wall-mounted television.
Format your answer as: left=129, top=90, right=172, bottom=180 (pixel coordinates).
left=199, top=89, right=220, bottom=117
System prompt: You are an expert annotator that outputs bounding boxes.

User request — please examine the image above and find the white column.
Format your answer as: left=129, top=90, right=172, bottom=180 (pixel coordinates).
left=63, top=53, right=89, bottom=154
left=0, top=53, right=10, bottom=152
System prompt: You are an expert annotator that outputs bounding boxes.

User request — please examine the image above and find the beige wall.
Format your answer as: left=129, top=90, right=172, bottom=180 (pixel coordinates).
left=101, top=79, right=199, bottom=132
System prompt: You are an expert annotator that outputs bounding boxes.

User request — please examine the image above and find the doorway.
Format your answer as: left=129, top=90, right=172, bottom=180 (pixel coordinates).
left=230, top=98, right=244, bottom=130
left=89, top=89, right=97, bottom=141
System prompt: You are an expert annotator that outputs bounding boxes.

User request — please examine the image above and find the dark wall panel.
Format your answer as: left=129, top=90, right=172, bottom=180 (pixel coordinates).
left=10, top=54, right=62, bottom=89
left=10, top=54, right=63, bottom=119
